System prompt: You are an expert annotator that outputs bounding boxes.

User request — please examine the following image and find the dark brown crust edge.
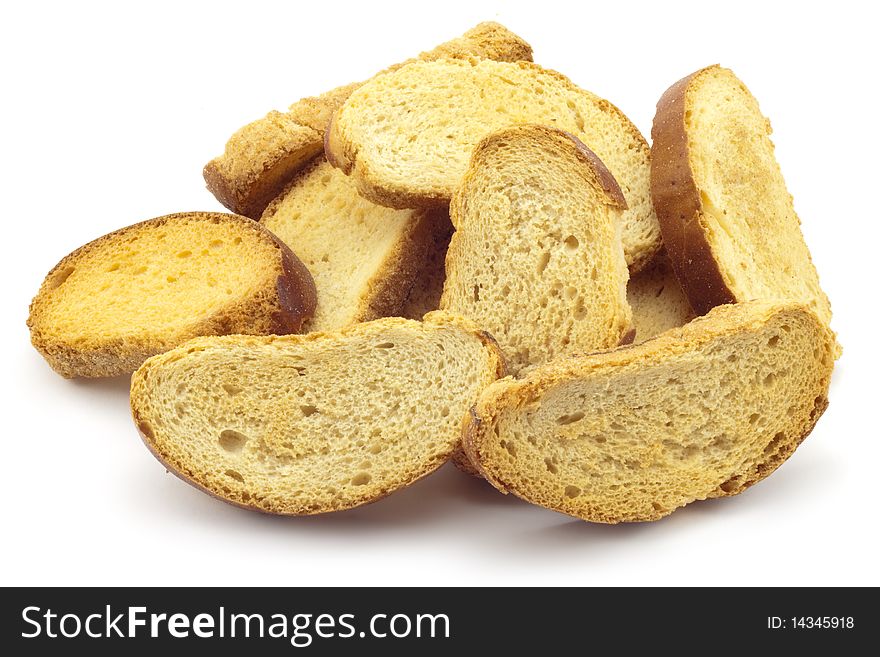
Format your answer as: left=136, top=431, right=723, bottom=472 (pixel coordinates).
left=558, top=129, right=627, bottom=209
left=650, top=66, right=737, bottom=316
left=270, top=232, right=317, bottom=334
left=204, top=141, right=325, bottom=219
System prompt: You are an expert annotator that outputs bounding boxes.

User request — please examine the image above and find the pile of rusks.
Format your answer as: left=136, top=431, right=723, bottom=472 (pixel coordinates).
left=28, top=23, right=838, bottom=523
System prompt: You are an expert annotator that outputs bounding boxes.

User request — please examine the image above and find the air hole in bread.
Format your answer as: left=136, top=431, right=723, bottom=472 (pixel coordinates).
left=767, top=335, right=780, bottom=347
left=556, top=411, right=585, bottom=425
left=176, top=250, right=192, bottom=258
left=224, top=469, right=244, bottom=483
left=544, top=457, right=558, bottom=474
left=564, top=485, right=581, bottom=498
left=563, top=235, right=579, bottom=251
left=222, top=383, right=243, bottom=396
left=472, top=285, right=480, bottom=302
left=351, top=472, right=371, bottom=486
left=138, top=420, right=154, bottom=440
left=536, top=251, right=550, bottom=275
left=765, top=432, right=786, bottom=456
left=48, top=266, right=76, bottom=290
left=133, top=265, right=147, bottom=275
left=762, top=372, right=777, bottom=387
left=107, top=263, right=121, bottom=272
left=218, top=429, right=248, bottom=453
left=500, top=439, right=516, bottom=456
left=374, top=342, right=394, bottom=349
left=300, top=405, right=319, bottom=417
left=719, top=476, right=741, bottom=494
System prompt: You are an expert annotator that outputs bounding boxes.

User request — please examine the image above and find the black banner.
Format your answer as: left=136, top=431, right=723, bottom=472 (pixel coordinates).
left=1, top=587, right=871, bottom=654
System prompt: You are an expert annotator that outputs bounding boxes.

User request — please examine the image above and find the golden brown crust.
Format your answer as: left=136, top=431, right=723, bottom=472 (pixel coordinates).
left=204, top=117, right=324, bottom=219
left=650, top=66, right=739, bottom=315
left=205, top=23, right=533, bottom=218
left=28, top=212, right=316, bottom=378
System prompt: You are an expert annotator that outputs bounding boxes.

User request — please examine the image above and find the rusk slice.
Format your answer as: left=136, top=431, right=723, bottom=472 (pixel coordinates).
left=326, top=58, right=661, bottom=272
left=651, top=66, right=834, bottom=341
left=131, top=314, right=506, bottom=514
left=204, top=22, right=533, bottom=219
left=464, top=301, right=834, bottom=523
left=627, top=252, right=693, bottom=343
left=261, top=156, right=444, bottom=332
left=28, top=212, right=316, bottom=378
left=441, top=126, right=632, bottom=374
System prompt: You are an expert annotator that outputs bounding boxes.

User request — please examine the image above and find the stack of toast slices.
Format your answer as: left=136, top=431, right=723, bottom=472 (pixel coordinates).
left=28, top=24, right=837, bottom=523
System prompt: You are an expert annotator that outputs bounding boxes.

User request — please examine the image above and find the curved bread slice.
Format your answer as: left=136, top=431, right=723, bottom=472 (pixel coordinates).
left=627, top=252, right=694, bottom=343
left=204, top=22, right=533, bottom=219
left=651, top=66, right=834, bottom=339
left=131, top=314, right=506, bottom=515
left=400, top=212, right=454, bottom=320
left=261, top=156, right=444, bottom=332
left=326, top=59, right=661, bottom=272
left=28, top=212, right=316, bottom=378
left=464, top=301, right=834, bottom=523
left=442, top=126, right=632, bottom=374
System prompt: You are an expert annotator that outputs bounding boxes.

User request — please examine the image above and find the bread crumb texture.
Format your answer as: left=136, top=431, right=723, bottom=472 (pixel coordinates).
left=29, top=212, right=315, bottom=378
left=261, top=157, right=440, bottom=332
left=328, top=58, right=661, bottom=271
left=442, top=125, right=632, bottom=374
left=130, top=314, right=505, bottom=514
left=465, top=301, right=834, bottom=523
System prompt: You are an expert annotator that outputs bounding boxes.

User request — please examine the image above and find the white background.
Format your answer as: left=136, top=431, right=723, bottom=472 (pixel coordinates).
left=2, top=0, right=878, bottom=586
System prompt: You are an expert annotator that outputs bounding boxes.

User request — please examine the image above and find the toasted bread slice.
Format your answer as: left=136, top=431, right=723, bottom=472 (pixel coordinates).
left=131, top=314, right=506, bottom=515
left=441, top=126, right=632, bottom=374
left=204, top=22, right=533, bottom=219
left=464, top=301, right=834, bottom=523
left=651, top=66, right=834, bottom=339
left=261, top=156, right=444, bottom=331
left=400, top=212, right=454, bottom=320
left=326, top=58, right=661, bottom=272
left=29, top=212, right=316, bottom=378
left=627, top=252, right=694, bottom=343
